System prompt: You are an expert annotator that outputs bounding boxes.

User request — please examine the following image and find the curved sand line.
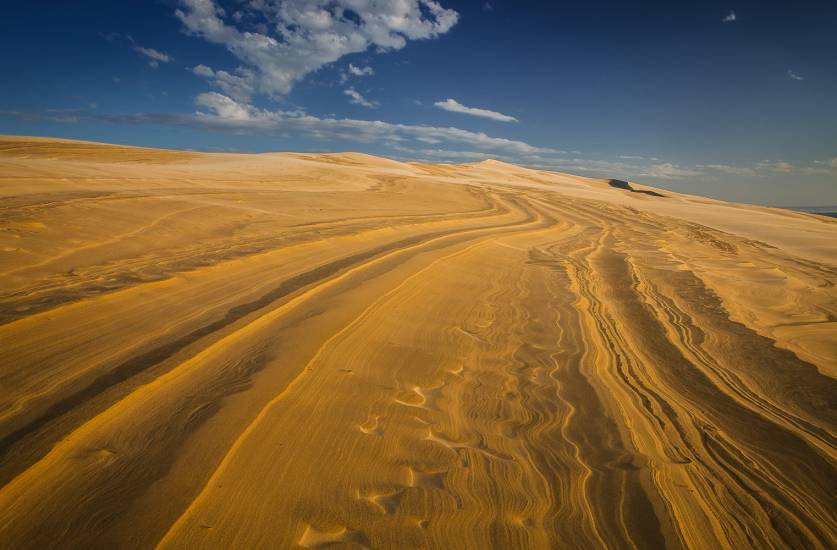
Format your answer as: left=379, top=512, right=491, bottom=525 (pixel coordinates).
left=0, top=137, right=835, bottom=549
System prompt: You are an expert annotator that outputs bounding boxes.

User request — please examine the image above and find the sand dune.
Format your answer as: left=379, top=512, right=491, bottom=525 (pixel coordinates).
left=0, top=136, right=835, bottom=549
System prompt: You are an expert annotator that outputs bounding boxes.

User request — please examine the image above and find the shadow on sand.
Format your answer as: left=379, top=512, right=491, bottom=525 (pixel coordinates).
left=608, top=179, right=665, bottom=197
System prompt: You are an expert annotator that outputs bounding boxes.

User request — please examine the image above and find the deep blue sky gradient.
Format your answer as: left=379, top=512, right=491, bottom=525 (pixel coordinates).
left=1, top=0, right=835, bottom=205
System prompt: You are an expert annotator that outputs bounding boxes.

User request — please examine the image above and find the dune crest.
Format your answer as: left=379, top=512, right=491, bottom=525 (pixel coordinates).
left=0, top=137, right=835, bottom=549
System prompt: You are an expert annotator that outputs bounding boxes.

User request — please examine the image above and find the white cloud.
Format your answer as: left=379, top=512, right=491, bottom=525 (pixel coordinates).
left=639, top=163, right=703, bottom=179
left=191, top=64, right=214, bottom=78
left=722, top=11, right=737, bottom=23
left=348, top=64, right=374, bottom=77
left=344, top=87, right=379, bottom=108
left=195, top=92, right=265, bottom=122
left=176, top=0, right=458, bottom=98
left=618, top=155, right=645, bottom=160
left=434, top=98, right=518, bottom=122
left=104, top=92, right=556, bottom=156
left=340, top=63, right=375, bottom=84
left=190, top=64, right=257, bottom=101
left=134, top=46, right=173, bottom=68
left=787, top=70, right=804, bottom=81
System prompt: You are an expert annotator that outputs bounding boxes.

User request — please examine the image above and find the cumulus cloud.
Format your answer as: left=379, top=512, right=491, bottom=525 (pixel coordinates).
left=175, top=0, right=458, bottom=99
left=344, top=87, right=379, bottom=108
left=190, top=64, right=256, bottom=101
left=134, top=46, right=173, bottom=68
left=722, top=11, right=737, bottom=23
left=195, top=92, right=264, bottom=122
left=787, top=70, right=804, bottom=81
left=434, top=98, right=518, bottom=122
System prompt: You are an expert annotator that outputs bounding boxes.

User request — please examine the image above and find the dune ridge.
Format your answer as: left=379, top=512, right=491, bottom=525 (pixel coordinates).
left=0, top=136, right=835, bottom=549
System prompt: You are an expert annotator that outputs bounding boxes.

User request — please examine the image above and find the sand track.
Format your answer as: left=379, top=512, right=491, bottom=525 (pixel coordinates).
left=0, top=137, right=835, bottom=549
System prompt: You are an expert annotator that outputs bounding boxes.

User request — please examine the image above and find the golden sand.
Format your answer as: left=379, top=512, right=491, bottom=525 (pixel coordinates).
left=0, top=136, right=835, bottom=549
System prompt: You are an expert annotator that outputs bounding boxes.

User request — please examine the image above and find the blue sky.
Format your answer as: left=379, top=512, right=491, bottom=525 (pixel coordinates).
left=1, top=0, right=835, bottom=206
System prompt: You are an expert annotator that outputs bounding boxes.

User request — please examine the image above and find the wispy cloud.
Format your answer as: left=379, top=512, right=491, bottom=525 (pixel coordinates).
left=787, top=69, right=804, bottom=81
left=133, top=46, right=173, bottom=69
left=0, top=109, right=81, bottom=124
left=517, top=157, right=704, bottom=180
left=348, top=64, right=374, bottom=77
left=10, top=98, right=822, bottom=186
left=344, top=87, right=379, bottom=108
left=434, top=98, right=518, bottom=122
left=100, top=92, right=557, bottom=157
left=722, top=11, right=737, bottom=23
left=641, top=163, right=703, bottom=179
left=95, top=94, right=802, bottom=183
left=390, top=146, right=499, bottom=162
left=100, top=32, right=173, bottom=69
left=697, top=164, right=758, bottom=176
left=757, top=160, right=795, bottom=173
left=99, top=31, right=132, bottom=44
left=340, top=63, right=375, bottom=84
left=797, top=158, right=837, bottom=174
left=176, top=0, right=458, bottom=99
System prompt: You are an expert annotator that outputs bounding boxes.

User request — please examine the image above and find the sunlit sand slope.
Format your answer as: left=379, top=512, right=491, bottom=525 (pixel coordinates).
left=0, top=136, right=835, bottom=549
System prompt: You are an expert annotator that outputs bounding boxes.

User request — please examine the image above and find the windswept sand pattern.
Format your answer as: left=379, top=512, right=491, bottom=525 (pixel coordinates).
left=0, top=137, right=835, bottom=549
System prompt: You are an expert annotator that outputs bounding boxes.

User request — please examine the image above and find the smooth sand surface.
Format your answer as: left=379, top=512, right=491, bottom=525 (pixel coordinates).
left=0, top=136, right=835, bottom=549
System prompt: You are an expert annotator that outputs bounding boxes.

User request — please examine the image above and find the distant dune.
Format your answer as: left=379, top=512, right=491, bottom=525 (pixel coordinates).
left=786, top=206, right=837, bottom=218
left=0, top=136, right=835, bottom=549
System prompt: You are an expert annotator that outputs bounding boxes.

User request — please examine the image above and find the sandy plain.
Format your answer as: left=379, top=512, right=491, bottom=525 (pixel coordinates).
left=0, top=136, right=835, bottom=549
